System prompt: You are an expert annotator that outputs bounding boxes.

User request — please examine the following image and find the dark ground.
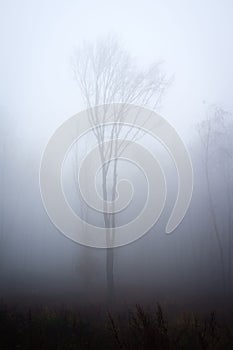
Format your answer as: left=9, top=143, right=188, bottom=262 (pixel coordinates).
left=1, top=301, right=233, bottom=349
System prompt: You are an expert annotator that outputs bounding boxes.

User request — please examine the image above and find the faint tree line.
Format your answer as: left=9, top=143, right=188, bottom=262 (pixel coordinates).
left=197, top=105, right=233, bottom=295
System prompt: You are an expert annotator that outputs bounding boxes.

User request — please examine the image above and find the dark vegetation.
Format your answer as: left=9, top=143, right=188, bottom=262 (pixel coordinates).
left=1, top=303, right=233, bottom=349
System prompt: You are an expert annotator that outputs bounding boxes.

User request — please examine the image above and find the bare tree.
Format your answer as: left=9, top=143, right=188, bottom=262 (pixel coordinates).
left=72, top=36, right=170, bottom=304
left=197, top=105, right=233, bottom=294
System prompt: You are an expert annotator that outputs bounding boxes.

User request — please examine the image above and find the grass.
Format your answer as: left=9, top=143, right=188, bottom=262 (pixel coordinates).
left=0, top=302, right=233, bottom=349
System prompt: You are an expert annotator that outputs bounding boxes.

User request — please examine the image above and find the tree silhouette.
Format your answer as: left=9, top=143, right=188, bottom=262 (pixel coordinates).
left=72, top=36, right=170, bottom=304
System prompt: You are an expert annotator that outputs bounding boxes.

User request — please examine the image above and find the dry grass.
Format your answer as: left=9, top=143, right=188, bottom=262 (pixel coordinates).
left=0, top=302, right=233, bottom=349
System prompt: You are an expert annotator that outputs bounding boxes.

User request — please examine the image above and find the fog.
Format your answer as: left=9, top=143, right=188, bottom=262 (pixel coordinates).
left=1, top=0, right=233, bottom=312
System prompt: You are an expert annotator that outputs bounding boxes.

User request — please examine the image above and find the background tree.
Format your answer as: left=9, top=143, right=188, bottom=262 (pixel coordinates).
left=197, top=105, right=233, bottom=295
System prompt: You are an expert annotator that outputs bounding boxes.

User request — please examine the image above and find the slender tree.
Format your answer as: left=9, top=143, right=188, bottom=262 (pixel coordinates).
left=197, top=105, right=233, bottom=294
left=72, top=36, right=170, bottom=304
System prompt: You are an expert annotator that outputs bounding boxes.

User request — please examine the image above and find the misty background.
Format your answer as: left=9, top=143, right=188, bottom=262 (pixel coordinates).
left=1, top=0, right=233, bottom=310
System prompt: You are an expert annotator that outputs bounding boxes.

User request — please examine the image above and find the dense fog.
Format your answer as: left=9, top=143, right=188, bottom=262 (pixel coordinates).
left=1, top=0, right=233, bottom=312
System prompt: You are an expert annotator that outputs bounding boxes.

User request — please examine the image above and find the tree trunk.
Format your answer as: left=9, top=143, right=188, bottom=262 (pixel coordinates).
left=106, top=248, right=115, bottom=305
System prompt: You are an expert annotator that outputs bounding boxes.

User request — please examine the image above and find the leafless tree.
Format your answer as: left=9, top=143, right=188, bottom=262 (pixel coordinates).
left=72, top=36, right=170, bottom=304
left=197, top=105, right=233, bottom=294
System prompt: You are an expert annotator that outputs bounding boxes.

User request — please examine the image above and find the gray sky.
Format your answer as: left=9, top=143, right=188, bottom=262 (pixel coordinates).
left=1, top=0, right=233, bottom=142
